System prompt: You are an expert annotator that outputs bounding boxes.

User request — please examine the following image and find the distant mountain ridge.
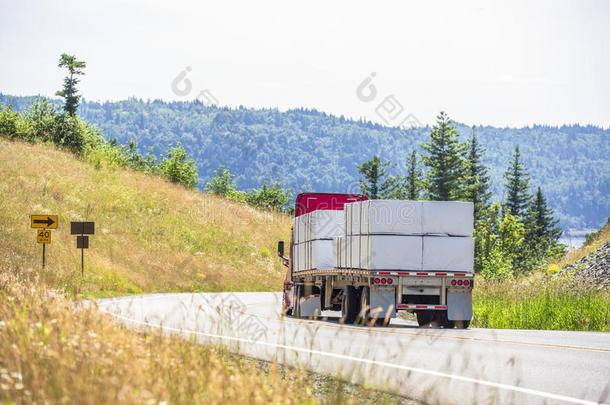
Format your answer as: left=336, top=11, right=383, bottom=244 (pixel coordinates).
left=2, top=93, right=608, bottom=229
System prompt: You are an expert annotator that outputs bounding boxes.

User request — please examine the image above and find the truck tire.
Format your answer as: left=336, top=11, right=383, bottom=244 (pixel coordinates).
left=416, top=310, right=434, bottom=327
left=358, top=286, right=371, bottom=325
left=341, top=286, right=359, bottom=324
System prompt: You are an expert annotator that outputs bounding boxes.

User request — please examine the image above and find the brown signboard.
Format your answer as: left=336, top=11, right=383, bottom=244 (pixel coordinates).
left=76, top=235, right=89, bottom=249
left=71, top=221, right=95, bottom=235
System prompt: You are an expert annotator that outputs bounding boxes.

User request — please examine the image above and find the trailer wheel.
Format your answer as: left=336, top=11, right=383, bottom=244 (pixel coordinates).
left=416, top=311, right=434, bottom=327
left=340, top=286, right=359, bottom=324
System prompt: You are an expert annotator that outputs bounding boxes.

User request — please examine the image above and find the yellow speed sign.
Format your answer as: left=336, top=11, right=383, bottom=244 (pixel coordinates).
left=37, top=229, right=52, bottom=244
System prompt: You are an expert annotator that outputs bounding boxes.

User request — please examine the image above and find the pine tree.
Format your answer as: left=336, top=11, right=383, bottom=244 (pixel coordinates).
left=504, top=146, right=531, bottom=219
left=462, top=126, right=492, bottom=221
left=56, top=53, right=87, bottom=116
left=422, top=111, right=466, bottom=201
left=524, top=187, right=563, bottom=261
left=474, top=203, right=523, bottom=279
left=358, top=156, right=394, bottom=199
left=405, top=149, right=423, bottom=200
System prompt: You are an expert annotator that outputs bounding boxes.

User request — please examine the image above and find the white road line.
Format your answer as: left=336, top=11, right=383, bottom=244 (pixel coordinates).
left=99, top=308, right=606, bottom=405
left=97, top=295, right=610, bottom=354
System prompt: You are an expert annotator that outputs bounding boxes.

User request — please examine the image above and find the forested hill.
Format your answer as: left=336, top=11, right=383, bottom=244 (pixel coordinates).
left=1, top=94, right=608, bottom=229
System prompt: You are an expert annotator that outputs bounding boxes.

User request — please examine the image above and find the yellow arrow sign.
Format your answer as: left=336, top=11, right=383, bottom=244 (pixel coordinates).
left=31, top=214, right=58, bottom=229
left=37, top=229, right=52, bottom=244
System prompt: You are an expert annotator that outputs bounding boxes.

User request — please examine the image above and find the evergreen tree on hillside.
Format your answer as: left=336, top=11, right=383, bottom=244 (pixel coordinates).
left=56, top=53, right=86, bottom=116
left=358, top=156, right=395, bottom=199
left=404, top=149, right=423, bottom=200
left=524, top=187, right=564, bottom=261
left=474, top=203, right=524, bottom=278
left=422, top=111, right=466, bottom=201
left=462, top=126, right=492, bottom=221
left=504, top=146, right=531, bottom=219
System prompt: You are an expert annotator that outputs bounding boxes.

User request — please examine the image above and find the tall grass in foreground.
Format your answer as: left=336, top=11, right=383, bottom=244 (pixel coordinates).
left=0, top=269, right=309, bottom=403
left=473, top=274, right=610, bottom=331
left=0, top=266, right=406, bottom=404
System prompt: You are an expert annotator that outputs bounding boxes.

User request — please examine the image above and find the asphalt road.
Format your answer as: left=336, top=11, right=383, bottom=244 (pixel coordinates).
left=97, top=292, right=610, bottom=405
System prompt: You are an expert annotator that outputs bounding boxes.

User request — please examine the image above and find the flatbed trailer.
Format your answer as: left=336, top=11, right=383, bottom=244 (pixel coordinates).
left=277, top=193, right=474, bottom=328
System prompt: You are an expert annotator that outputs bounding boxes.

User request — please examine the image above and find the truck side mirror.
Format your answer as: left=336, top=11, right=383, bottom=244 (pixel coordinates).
left=277, top=241, right=285, bottom=257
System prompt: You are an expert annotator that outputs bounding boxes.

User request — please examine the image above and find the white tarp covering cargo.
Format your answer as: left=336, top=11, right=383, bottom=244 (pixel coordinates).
left=311, top=239, right=336, bottom=270
left=308, top=210, right=344, bottom=241
left=345, top=201, right=364, bottom=236
left=344, top=200, right=473, bottom=237
left=298, top=201, right=473, bottom=272
left=293, top=210, right=345, bottom=244
left=422, top=236, right=474, bottom=272
left=349, top=235, right=360, bottom=268
left=333, top=236, right=342, bottom=268
left=357, top=235, right=423, bottom=270
left=422, top=201, right=473, bottom=236
left=294, top=214, right=307, bottom=244
left=359, top=200, right=423, bottom=235
left=294, top=240, right=336, bottom=272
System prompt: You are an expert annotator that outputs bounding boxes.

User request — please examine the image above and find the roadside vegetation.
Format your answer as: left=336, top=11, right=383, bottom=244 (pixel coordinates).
left=472, top=276, right=610, bottom=331
left=354, top=112, right=609, bottom=331
left=0, top=53, right=411, bottom=405
left=0, top=138, right=289, bottom=296
left=1, top=260, right=409, bottom=404
left=0, top=268, right=311, bottom=403
left=472, top=220, right=610, bottom=331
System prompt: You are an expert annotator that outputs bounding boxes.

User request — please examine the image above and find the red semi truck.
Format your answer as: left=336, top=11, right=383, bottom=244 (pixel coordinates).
left=277, top=192, right=474, bottom=328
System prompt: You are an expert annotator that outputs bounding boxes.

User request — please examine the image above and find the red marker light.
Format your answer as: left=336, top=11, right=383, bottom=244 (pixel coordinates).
left=374, top=278, right=380, bottom=284
left=381, top=278, right=387, bottom=284
left=463, top=280, right=470, bottom=286
left=387, top=278, right=394, bottom=285
left=451, top=280, right=457, bottom=286
left=457, top=279, right=463, bottom=286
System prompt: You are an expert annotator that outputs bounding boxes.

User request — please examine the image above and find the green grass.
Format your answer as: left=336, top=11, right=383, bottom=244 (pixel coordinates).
left=473, top=275, right=610, bottom=331
left=472, top=220, right=610, bottom=332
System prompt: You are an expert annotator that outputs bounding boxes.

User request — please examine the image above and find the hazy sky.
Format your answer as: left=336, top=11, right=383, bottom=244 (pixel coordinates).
left=1, top=0, right=609, bottom=127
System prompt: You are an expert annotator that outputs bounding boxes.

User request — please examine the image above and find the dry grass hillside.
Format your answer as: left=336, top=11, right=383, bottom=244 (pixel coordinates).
left=0, top=138, right=291, bottom=297
left=0, top=138, right=406, bottom=404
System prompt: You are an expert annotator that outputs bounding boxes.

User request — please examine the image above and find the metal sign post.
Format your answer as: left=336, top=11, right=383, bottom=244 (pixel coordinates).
left=71, top=222, right=95, bottom=276
left=31, top=215, right=57, bottom=269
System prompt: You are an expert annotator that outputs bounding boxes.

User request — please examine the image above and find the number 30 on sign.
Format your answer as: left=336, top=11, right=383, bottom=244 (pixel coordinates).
left=37, top=229, right=52, bottom=244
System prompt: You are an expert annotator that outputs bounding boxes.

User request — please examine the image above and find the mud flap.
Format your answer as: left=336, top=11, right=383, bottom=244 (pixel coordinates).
left=299, top=294, right=321, bottom=317
left=370, top=286, right=397, bottom=319
left=447, top=289, right=472, bottom=321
